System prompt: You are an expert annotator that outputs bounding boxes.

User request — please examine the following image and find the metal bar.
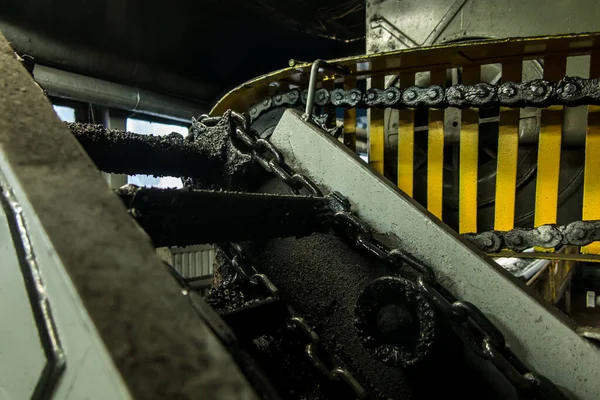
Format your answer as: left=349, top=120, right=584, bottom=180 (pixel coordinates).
left=459, top=66, right=480, bottom=233
left=0, top=20, right=215, bottom=106
left=303, top=59, right=348, bottom=121
left=368, top=75, right=385, bottom=174
left=270, top=109, right=600, bottom=399
left=0, top=170, right=65, bottom=399
left=428, top=69, right=446, bottom=219
left=494, top=62, right=523, bottom=231
left=491, top=251, right=600, bottom=263
left=187, top=277, right=214, bottom=290
left=117, top=186, right=329, bottom=247
left=0, top=33, right=257, bottom=400
left=34, top=65, right=205, bottom=123
left=534, top=57, right=567, bottom=231
left=582, top=53, right=600, bottom=254
left=397, top=72, right=415, bottom=195
left=343, top=76, right=357, bottom=151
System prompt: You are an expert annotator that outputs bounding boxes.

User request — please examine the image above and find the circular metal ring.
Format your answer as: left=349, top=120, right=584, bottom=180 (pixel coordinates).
left=355, top=276, right=436, bottom=367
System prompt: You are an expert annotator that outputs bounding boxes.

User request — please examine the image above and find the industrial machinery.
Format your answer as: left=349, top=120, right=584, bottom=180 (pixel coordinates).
left=3, top=1, right=600, bottom=400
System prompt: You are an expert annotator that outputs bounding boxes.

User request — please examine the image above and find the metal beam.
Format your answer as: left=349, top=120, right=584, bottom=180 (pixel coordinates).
left=34, top=65, right=205, bottom=122
left=118, top=186, right=328, bottom=247
left=69, top=122, right=237, bottom=181
left=270, top=109, right=600, bottom=400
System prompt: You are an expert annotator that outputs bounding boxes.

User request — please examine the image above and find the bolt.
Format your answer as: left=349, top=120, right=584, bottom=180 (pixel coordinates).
left=275, top=94, right=282, bottom=102
left=263, top=99, right=270, bottom=106
left=351, top=92, right=359, bottom=100
left=387, top=91, right=395, bottom=99
left=377, top=304, right=413, bottom=335
left=427, top=89, right=438, bottom=99
left=335, top=92, right=343, bottom=101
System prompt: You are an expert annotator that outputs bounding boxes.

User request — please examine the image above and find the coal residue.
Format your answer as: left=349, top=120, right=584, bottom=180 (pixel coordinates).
left=69, top=111, right=261, bottom=190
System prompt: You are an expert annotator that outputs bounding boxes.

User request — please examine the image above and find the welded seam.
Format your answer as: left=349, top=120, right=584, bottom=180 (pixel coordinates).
left=0, top=169, right=66, bottom=399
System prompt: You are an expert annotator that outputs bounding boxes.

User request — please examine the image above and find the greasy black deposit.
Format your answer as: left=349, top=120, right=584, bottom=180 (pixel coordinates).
left=116, top=185, right=329, bottom=247
left=240, top=180, right=506, bottom=399
left=69, top=110, right=260, bottom=190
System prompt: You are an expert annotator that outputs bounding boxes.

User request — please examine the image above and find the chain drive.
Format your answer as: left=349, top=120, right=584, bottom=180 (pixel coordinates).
left=197, top=111, right=569, bottom=399
left=249, top=76, right=600, bottom=122
left=245, top=77, right=600, bottom=252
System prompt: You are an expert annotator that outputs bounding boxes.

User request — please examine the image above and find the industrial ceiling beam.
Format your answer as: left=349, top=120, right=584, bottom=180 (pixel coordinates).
left=270, top=109, right=600, bottom=400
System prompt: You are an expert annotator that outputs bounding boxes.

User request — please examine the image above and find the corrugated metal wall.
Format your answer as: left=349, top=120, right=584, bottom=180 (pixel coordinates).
left=170, top=245, right=215, bottom=279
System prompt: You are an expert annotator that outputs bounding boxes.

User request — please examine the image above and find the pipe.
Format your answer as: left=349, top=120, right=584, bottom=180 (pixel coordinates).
left=0, top=19, right=214, bottom=103
left=34, top=65, right=205, bottom=122
left=303, top=59, right=349, bottom=120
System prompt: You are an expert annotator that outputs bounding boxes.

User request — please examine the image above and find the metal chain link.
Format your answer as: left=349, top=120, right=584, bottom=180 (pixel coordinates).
left=328, top=194, right=567, bottom=400
left=224, top=242, right=280, bottom=298
left=247, top=76, right=600, bottom=122
left=220, top=241, right=368, bottom=399
left=229, top=111, right=322, bottom=197
left=464, top=220, right=600, bottom=252
left=202, top=112, right=568, bottom=399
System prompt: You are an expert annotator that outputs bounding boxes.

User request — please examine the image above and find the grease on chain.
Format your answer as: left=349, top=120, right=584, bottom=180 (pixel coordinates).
left=329, top=192, right=567, bottom=399
left=221, top=242, right=368, bottom=399
left=201, top=112, right=567, bottom=400
left=248, top=76, right=600, bottom=122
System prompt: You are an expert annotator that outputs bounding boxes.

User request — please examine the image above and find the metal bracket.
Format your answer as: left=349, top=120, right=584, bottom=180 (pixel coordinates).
left=303, top=59, right=349, bottom=121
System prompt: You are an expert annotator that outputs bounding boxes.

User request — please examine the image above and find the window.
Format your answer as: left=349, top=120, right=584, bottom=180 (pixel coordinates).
left=126, top=118, right=188, bottom=189
left=53, top=105, right=76, bottom=123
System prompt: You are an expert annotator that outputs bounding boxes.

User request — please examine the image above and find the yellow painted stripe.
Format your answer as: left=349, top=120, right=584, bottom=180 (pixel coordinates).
left=582, top=54, right=600, bottom=253
left=428, top=69, right=445, bottom=219
left=344, top=108, right=357, bottom=151
left=369, top=75, right=385, bottom=174
left=534, top=110, right=563, bottom=225
left=398, top=72, right=415, bottom=195
left=494, top=62, right=523, bottom=231
left=459, top=66, right=480, bottom=234
left=343, top=76, right=357, bottom=151
left=534, top=58, right=566, bottom=232
left=583, top=109, right=600, bottom=253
